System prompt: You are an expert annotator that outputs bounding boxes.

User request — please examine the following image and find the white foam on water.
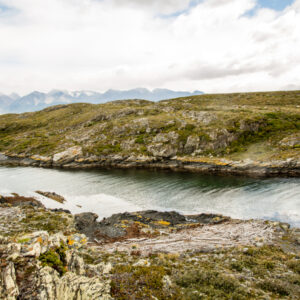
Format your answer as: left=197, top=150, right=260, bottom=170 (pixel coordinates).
left=0, top=188, right=15, bottom=196
left=1, top=166, right=300, bottom=227
left=34, top=192, right=142, bottom=220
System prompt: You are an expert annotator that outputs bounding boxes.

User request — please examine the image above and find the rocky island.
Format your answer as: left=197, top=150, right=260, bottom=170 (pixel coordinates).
left=0, top=91, right=299, bottom=177
left=0, top=194, right=300, bottom=299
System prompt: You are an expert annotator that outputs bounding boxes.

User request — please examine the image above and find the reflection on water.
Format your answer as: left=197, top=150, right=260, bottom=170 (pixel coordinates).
left=0, top=166, right=300, bottom=226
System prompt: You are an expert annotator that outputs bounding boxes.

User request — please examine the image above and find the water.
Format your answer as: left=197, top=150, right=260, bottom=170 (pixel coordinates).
left=0, top=166, right=300, bottom=226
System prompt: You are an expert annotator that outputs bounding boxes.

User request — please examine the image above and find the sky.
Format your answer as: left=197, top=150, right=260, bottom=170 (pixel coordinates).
left=0, top=0, right=299, bottom=95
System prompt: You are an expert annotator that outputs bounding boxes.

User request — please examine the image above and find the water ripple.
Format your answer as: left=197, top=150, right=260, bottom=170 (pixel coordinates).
left=0, top=166, right=300, bottom=226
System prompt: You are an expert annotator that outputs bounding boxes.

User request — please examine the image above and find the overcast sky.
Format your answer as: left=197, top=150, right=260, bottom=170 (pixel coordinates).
left=0, top=0, right=299, bottom=95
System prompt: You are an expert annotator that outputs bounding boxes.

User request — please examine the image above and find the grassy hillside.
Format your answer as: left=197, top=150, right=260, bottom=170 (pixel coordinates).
left=0, top=90, right=300, bottom=162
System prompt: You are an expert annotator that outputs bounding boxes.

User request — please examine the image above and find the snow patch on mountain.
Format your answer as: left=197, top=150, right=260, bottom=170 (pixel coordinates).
left=0, top=88, right=203, bottom=114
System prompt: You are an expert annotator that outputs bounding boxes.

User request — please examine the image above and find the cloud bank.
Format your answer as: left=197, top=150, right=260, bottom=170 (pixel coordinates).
left=0, top=0, right=299, bottom=94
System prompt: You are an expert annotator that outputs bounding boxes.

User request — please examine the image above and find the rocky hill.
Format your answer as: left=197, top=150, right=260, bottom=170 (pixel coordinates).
left=0, top=90, right=300, bottom=176
left=1, top=194, right=300, bottom=299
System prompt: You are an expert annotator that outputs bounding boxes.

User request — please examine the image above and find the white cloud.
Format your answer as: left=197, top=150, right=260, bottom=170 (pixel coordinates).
left=0, top=0, right=299, bottom=94
left=110, top=0, right=191, bottom=14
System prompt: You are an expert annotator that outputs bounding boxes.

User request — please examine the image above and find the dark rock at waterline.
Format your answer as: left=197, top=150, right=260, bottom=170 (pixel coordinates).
left=99, top=210, right=186, bottom=227
left=186, top=213, right=230, bottom=224
left=137, top=210, right=187, bottom=225
left=35, top=191, right=66, bottom=203
left=75, top=213, right=102, bottom=238
left=50, top=208, right=71, bottom=214
left=75, top=212, right=126, bottom=241
left=0, top=194, right=44, bottom=208
left=74, top=210, right=231, bottom=242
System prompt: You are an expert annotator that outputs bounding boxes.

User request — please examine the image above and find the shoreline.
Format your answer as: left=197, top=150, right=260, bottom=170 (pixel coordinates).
left=1, top=153, right=300, bottom=178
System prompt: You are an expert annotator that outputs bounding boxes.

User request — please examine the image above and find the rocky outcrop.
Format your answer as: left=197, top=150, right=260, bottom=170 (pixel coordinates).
left=36, top=267, right=112, bottom=300
left=0, top=202, right=112, bottom=300
left=182, top=110, right=217, bottom=125
left=0, top=194, right=44, bottom=208
left=1, top=193, right=300, bottom=299
left=74, top=210, right=230, bottom=242
left=0, top=262, right=19, bottom=299
left=53, top=146, right=83, bottom=165
left=35, top=191, right=66, bottom=203
left=208, top=129, right=237, bottom=150
left=75, top=213, right=100, bottom=240
left=147, top=143, right=177, bottom=158
left=184, top=135, right=200, bottom=154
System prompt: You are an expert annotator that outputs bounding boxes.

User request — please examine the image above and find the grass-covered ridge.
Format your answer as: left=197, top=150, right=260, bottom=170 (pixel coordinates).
left=0, top=90, right=299, bottom=162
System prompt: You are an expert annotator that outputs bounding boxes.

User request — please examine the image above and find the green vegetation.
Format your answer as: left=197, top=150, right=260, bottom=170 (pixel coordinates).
left=39, top=243, right=68, bottom=276
left=111, top=265, right=176, bottom=300
left=135, top=135, right=145, bottom=144
left=0, top=91, right=299, bottom=162
left=104, top=244, right=300, bottom=299
left=20, top=208, right=71, bottom=234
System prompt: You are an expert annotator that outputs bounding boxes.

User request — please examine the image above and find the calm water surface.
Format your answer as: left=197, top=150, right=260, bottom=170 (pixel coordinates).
left=0, top=166, right=300, bottom=226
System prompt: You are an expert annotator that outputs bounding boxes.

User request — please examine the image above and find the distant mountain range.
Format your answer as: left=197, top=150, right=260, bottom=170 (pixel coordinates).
left=0, top=88, right=203, bottom=114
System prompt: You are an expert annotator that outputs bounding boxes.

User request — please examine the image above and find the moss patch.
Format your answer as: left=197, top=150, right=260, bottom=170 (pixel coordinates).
left=39, top=243, right=68, bottom=276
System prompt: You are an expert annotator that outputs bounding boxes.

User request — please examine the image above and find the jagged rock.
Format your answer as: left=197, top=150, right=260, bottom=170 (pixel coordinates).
left=0, top=262, right=19, bottom=299
left=7, top=243, right=21, bottom=261
left=75, top=213, right=99, bottom=238
left=120, top=139, right=135, bottom=151
left=95, top=210, right=188, bottom=240
left=209, top=129, right=237, bottom=150
left=36, top=267, right=112, bottom=300
left=182, top=110, right=217, bottom=125
left=153, top=132, right=179, bottom=144
left=239, top=120, right=261, bottom=132
left=20, top=231, right=50, bottom=257
left=75, top=210, right=191, bottom=240
left=67, top=251, right=85, bottom=275
left=23, top=242, right=42, bottom=257
left=184, top=135, right=200, bottom=154
left=53, top=146, right=83, bottom=163
left=48, top=232, right=67, bottom=248
left=101, top=262, right=112, bottom=274
left=87, top=262, right=112, bottom=276
left=153, top=133, right=170, bottom=143
left=147, top=143, right=176, bottom=158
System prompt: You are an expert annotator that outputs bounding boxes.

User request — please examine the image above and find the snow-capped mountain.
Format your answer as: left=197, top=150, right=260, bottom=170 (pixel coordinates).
left=0, top=88, right=203, bottom=114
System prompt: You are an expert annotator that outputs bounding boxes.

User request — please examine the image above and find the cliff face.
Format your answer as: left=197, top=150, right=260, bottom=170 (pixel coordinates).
left=0, top=91, right=300, bottom=176
left=1, top=195, right=300, bottom=299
